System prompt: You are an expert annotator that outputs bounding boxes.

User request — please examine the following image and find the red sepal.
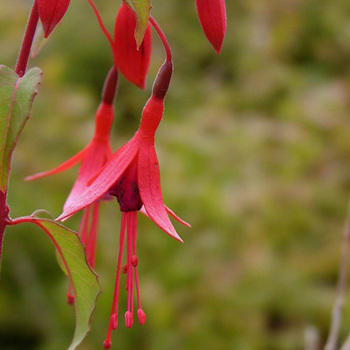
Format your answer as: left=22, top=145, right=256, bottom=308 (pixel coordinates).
left=114, top=3, right=152, bottom=89
left=195, top=0, right=226, bottom=54
left=37, top=0, right=71, bottom=37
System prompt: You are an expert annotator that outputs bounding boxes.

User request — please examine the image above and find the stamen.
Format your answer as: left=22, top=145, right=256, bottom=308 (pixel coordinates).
left=126, top=213, right=134, bottom=317
left=104, top=213, right=127, bottom=348
left=131, top=212, right=145, bottom=324
left=137, top=308, right=146, bottom=325
left=125, top=311, right=133, bottom=328
left=79, top=206, right=91, bottom=244
left=86, top=202, right=100, bottom=268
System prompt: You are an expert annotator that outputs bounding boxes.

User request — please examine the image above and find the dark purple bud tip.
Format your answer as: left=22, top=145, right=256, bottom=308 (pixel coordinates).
left=152, top=60, right=173, bottom=100
left=102, top=68, right=119, bottom=104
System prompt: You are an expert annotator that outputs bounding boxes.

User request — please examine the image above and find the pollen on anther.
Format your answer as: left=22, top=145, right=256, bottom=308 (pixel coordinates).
left=137, top=308, right=146, bottom=325
left=111, top=314, right=118, bottom=330
left=103, top=340, right=112, bottom=349
left=131, top=255, right=138, bottom=267
left=125, top=311, right=133, bottom=328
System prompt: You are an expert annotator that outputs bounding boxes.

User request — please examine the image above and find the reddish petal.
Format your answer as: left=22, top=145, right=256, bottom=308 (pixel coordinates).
left=37, top=0, right=71, bottom=37
left=195, top=0, right=226, bottom=54
left=63, top=140, right=113, bottom=210
left=25, top=147, right=87, bottom=181
left=59, top=135, right=141, bottom=220
left=114, top=3, right=152, bottom=89
left=165, top=206, right=191, bottom=228
left=137, top=139, right=183, bottom=242
left=141, top=205, right=191, bottom=228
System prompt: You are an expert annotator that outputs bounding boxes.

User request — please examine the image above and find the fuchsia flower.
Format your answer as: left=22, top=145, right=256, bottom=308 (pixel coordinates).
left=86, top=0, right=152, bottom=89
left=26, top=68, right=118, bottom=303
left=37, top=0, right=71, bottom=37
left=114, top=2, right=152, bottom=89
left=59, top=58, right=190, bottom=349
left=195, top=0, right=227, bottom=54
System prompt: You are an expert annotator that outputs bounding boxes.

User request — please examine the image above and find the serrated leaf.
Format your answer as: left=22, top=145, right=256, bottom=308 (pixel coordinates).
left=0, top=66, right=42, bottom=191
left=30, top=217, right=101, bottom=350
left=123, top=0, right=151, bottom=47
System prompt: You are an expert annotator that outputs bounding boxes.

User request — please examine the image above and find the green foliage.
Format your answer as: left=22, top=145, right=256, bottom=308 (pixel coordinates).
left=124, top=0, right=151, bottom=47
left=0, top=66, right=42, bottom=191
left=27, top=216, right=101, bottom=350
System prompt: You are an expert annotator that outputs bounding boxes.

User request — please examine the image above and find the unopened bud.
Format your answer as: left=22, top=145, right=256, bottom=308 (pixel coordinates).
left=137, top=308, right=146, bottom=325
left=122, top=264, right=127, bottom=274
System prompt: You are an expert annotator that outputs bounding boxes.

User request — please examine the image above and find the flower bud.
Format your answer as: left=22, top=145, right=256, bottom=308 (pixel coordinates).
left=195, top=0, right=226, bottom=54
left=114, top=3, right=152, bottom=88
left=37, top=0, right=71, bottom=37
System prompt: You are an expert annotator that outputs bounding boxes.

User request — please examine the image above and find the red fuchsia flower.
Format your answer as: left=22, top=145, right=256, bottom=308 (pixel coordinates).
left=37, top=0, right=71, bottom=37
left=86, top=0, right=152, bottom=89
left=113, top=2, right=152, bottom=89
left=26, top=68, right=118, bottom=303
left=59, top=21, right=190, bottom=348
left=195, top=0, right=227, bottom=54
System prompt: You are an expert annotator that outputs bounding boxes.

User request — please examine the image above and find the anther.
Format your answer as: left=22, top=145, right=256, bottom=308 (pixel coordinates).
left=111, top=314, right=118, bottom=330
left=125, top=311, right=133, bottom=328
left=103, top=340, right=112, bottom=349
left=137, top=308, right=146, bottom=325
left=131, top=255, right=138, bottom=267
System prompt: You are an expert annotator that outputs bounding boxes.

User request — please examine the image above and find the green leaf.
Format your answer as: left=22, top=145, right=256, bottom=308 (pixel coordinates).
left=31, top=21, right=49, bottom=58
left=123, top=0, right=151, bottom=47
left=30, top=217, right=101, bottom=350
left=0, top=66, right=42, bottom=191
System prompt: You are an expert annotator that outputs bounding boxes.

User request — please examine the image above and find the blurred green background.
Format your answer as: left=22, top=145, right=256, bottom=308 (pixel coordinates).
left=2, top=0, right=350, bottom=349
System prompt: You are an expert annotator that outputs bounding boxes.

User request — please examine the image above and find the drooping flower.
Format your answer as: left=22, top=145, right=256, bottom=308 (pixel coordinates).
left=86, top=0, right=152, bottom=89
left=37, top=0, right=71, bottom=37
left=59, top=59, right=190, bottom=349
left=26, top=68, right=118, bottom=303
left=113, top=2, right=152, bottom=88
left=195, top=0, right=227, bottom=54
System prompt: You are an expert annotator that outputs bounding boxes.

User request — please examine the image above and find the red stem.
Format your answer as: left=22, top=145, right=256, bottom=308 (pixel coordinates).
left=15, top=0, right=39, bottom=77
left=149, top=16, right=172, bottom=62
left=0, top=191, right=9, bottom=269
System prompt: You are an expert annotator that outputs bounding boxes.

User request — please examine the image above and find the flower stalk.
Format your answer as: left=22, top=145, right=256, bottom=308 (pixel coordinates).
left=15, top=0, right=39, bottom=77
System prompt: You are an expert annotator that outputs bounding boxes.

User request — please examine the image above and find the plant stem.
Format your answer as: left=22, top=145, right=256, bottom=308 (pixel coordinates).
left=15, top=0, right=39, bottom=77
left=0, top=190, right=9, bottom=270
left=149, top=16, right=172, bottom=63
left=324, top=201, right=350, bottom=350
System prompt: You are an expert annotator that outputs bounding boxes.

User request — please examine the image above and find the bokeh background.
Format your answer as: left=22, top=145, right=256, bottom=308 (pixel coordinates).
left=1, top=0, right=350, bottom=349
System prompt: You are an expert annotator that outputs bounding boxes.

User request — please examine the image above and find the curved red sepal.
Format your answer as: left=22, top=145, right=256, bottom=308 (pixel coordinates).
left=37, top=0, right=71, bottom=37
left=114, top=3, right=152, bottom=89
left=137, top=139, right=183, bottom=242
left=59, top=136, right=140, bottom=220
left=195, top=0, right=226, bottom=54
